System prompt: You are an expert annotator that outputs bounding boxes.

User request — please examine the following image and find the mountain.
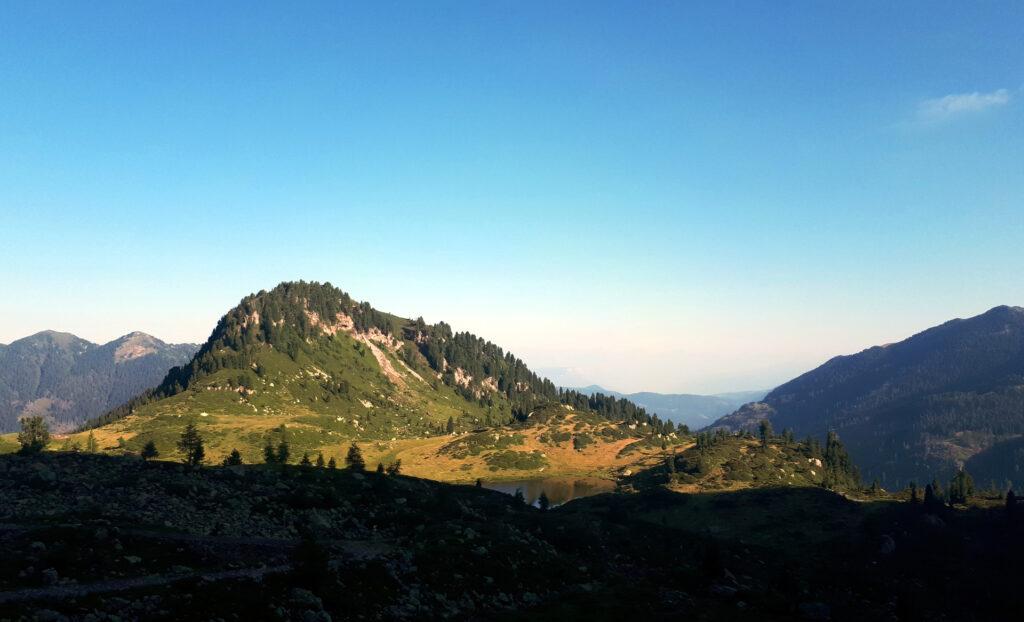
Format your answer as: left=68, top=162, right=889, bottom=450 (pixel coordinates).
left=710, top=305, right=1024, bottom=488
left=574, top=385, right=767, bottom=429
left=79, top=281, right=680, bottom=476
left=0, top=331, right=197, bottom=433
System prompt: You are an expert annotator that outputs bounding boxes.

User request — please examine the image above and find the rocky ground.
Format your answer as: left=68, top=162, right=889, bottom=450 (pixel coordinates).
left=2, top=453, right=1024, bottom=621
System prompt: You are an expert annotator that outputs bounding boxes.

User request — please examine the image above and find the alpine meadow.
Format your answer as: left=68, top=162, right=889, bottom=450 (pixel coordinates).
left=2, top=3, right=1023, bottom=621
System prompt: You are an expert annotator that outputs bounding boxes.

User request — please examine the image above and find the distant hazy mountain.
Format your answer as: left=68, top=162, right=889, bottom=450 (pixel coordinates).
left=0, top=331, right=197, bottom=433
left=710, top=305, right=1024, bottom=488
left=574, top=385, right=767, bottom=430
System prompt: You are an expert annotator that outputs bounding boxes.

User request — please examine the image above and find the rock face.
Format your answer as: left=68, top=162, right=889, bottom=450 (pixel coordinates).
left=0, top=331, right=197, bottom=432
left=710, top=306, right=1024, bottom=487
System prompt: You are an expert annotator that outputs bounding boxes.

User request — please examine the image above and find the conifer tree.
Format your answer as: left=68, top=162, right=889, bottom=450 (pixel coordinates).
left=263, top=442, right=278, bottom=464
left=948, top=469, right=975, bottom=505
left=386, top=459, right=402, bottom=475
left=446, top=416, right=455, bottom=434
left=223, top=448, right=243, bottom=466
left=346, top=443, right=365, bottom=471
left=758, top=419, right=773, bottom=449
left=177, top=422, right=205, bottom=466
left=909, top=482, right=919, bottom=504
left=376, top=461, right=385, bottom=474
left=277, top=439, right=291, bottom=465
left=299, top=452, right=312, bottom=467
left=327, top=456, right=337, bottom=469
left=315, top=452, right=325, bottom=468
left=86, top=430, right=98, bottom=453
left=17, top=416, right=50, bottom=454
left=141, top=440, right=159, bottom=461
left=538, top=491, right=550, bottom=511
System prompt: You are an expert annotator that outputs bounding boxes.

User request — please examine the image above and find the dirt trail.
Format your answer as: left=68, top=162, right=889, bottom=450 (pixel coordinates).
left=0, top=524, right=394, bottom=604
left=0, top=564, right=291, bottom=605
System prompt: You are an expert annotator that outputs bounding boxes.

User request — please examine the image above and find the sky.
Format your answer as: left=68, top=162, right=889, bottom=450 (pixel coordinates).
left=1, top=2, right=1022, bottom=394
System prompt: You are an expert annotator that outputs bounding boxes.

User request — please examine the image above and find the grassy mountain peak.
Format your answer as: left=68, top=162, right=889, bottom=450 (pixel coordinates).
left=78, top=281, right=676, bottom=475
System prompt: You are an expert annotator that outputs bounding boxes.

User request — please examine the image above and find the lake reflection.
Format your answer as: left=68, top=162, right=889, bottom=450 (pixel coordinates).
left=483, top=477, right=616, bottom=507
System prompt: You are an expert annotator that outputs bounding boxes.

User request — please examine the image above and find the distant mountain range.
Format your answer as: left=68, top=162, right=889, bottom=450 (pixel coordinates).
left=573, top=385, right=767, bottom=430
left=0, top=331, right=197, bottom=433
left=710, top=305, right=1024, bottom=488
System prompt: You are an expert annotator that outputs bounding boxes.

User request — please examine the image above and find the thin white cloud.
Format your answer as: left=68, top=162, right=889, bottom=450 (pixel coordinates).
left=917, top=88, right=1011, bottom=123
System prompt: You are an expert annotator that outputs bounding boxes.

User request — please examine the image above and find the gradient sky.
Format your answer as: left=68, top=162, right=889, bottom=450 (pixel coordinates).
left=2, top=2, right=1022, bottom=394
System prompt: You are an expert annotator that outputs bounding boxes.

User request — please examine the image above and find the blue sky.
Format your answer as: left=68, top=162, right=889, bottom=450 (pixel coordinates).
left=1, top=2, right=1021, bottom=393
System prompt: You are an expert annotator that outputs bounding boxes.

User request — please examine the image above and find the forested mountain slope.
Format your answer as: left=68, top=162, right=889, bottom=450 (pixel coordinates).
left=0, top=331, right=196, bottom=433
left=710, top=305, right=1024, bottom=488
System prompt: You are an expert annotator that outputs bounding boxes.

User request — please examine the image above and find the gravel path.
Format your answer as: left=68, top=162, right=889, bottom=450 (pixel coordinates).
left=0, top=564, right=291, bottom=604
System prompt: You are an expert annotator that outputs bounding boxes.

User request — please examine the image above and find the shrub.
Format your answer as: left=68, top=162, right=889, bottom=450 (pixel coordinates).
left=222, top=448, right=243, bottom=466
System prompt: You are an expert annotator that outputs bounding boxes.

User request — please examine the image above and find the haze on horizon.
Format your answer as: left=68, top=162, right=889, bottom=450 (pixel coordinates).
left=1, top=2, right=1021, bottom=394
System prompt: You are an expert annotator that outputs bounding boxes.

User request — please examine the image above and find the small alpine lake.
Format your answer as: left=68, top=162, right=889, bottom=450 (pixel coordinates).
left=482, top=476, right=617, bottom=507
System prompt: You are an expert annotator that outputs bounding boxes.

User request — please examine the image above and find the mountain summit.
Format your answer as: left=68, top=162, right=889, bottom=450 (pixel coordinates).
left=0, top=331, right=197, bottom=432
left=710, top=305, right=1024, bottom=487
left=84, top=281, right=672, bottom=470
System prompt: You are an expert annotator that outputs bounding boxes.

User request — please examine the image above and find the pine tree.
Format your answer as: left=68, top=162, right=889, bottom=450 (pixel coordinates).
left=177, top=422, right=205, bottom=466
left=86, top=430, right=98, bottom=454
left=299, top=452, right=312, bottom=467
left=277, top=440, right=291, bottom=465
left=758, top=419, right=773, bottom=448
left=140, top=440, right=159, bottom=461
left=315, top=452, right=325, bottom=468
left=475, top=478, right=483, bottom=487
left=222, top=448, right=243, bottom=466
left=513, top=488, right=526, bottom=506
left=386, top=459, right=402, bottom=475
left=263, top=442, right=278, bottom=464
left=17, top=416, right=50, bottom=454
left=327, top=456, right=337, bottom=469
left=446, top=416, right=455, bottom=434
left=346, top=443, right=365, bottom=471
left=948, top=469, right=975, bottom=505
left=538, top=491, right=550, bottom=511
left=376, top=462, right=385, bottom=474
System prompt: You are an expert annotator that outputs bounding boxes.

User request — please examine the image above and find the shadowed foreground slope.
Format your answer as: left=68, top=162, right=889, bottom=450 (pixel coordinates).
left=3, top=452, right=1024, bottom=620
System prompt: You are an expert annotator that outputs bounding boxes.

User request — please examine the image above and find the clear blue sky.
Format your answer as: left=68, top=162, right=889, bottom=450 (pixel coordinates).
left=1, top=2, right=1021, bottom=393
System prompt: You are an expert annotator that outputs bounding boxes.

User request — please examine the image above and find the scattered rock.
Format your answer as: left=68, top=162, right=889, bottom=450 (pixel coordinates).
left=710, top=584, right=738, bottom=598
left=289, top=587, right=323, bottom=609
left=798, top=601, right=831, bottom=620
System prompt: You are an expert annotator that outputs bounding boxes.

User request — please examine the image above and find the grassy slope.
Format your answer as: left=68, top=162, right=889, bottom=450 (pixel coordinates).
left=369, top=408, right=688, bottom=483
left=52, top=330, right=685, bottom=481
